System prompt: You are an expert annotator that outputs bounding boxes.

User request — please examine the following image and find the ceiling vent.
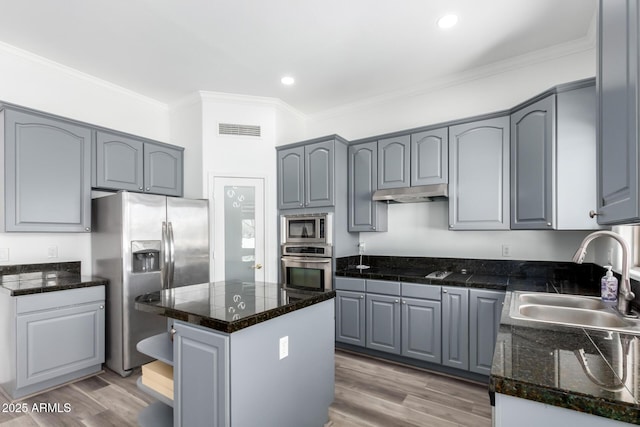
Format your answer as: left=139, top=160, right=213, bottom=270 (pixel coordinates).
left=218, top=123, right=261, bottom=137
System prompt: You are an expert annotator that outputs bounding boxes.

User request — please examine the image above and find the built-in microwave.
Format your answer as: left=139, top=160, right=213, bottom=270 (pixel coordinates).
left=281, top=213, right=333, bottom=245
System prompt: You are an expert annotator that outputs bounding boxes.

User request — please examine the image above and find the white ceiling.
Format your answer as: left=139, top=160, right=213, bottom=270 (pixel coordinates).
left=0, top=0, right=596, bottom=115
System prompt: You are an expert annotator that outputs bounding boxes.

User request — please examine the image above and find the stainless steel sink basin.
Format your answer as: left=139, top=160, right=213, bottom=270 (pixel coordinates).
left=509, top=292, right=640, bottom=334
left=517, top=293, right=609, bottom=310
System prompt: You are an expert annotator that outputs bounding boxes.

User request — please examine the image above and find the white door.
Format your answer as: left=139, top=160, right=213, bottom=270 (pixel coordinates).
left=212, top=177, right=265, bottom=282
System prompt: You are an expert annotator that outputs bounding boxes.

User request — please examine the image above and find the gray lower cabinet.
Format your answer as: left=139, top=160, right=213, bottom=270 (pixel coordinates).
left=1, top=107, right=92, bottom=232
left=335, top=290, right=366, bottom=346
left=0, top=286, right=105, bottom=399
left=277, top=139, right=334, bottom=210
left=348, top=141, right=388, bottom=231
left=442, top=286, right=469, bottom=370
left=469, top=289, right=505, bottom=375
left=511, top=83, right=599, bottom=230
left=366, top=293, right=401, bottom=354
left=95, top=130, right=183, bottom=197
left=401, top=297, right=441, bottom=363
left=173, top=320, right=228, bottom=427
left=378, top=135, right=410, bottom=189
left=449, top=116, right=510, bottom=230
left=596, top=0, right=640, bottom=225
left=411, top=127, right=448, bottom=186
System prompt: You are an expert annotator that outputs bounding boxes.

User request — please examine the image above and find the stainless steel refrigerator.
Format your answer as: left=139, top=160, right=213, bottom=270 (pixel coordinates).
left=91, top=191, right=209, bottom=376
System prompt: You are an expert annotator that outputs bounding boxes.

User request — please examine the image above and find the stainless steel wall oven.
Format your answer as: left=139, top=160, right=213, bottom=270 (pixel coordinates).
left=281, top=243, right=332, bottom=292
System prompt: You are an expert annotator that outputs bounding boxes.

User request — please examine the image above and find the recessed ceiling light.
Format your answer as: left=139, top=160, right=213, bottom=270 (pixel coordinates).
left=281, top=76, right=295, bottom=86
left=437, top=14, right=458, bottom=29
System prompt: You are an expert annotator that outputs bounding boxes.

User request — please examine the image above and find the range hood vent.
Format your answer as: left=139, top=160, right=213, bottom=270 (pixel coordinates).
left=218, top=123, right=261, bottom=137
left=372, top=183, right=448, bottom=203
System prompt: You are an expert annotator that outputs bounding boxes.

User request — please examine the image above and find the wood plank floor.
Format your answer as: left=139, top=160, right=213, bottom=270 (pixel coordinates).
left=0, top=350, right=491, bottom=426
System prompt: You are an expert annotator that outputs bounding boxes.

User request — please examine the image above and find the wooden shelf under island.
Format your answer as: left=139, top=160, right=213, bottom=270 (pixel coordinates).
left=134, top=280, right=336, bottom=427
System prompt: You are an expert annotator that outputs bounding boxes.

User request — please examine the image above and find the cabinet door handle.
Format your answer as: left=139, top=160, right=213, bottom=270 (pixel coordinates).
left=589, top=210, right=599, bottom=218
left=360, top=295, right=364, bottom=299
left=402, top=300, right=406, bottom=304
left=85, top=227, right=90, bottom=232
left=394, top=299, right=399, bottom=303
left=139, top=186, right=143, bottom=190
left=443, top=289, right=448, bottom=293
left=146, top=187, right=150, bottom=191
left=99, top=305, right=104, bottom=309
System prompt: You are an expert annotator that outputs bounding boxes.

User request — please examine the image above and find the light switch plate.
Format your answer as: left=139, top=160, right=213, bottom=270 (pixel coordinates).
left=279, top=336, right=289, bottom=360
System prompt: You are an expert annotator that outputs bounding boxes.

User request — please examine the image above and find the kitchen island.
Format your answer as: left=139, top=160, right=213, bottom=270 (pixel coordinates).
left=134, top=280, right=335, bottom=427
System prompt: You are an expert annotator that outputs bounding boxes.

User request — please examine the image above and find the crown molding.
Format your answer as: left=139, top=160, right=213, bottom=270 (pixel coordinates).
left=309, top=35, right=596, bottom=122
left=197, top=91, right=307, bottom=120
left=0, top=41, right=169, bottom=111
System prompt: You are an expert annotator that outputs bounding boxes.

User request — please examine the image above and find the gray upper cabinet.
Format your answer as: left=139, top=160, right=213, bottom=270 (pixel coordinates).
left=511, top=95, right=555, bottom=229
left=411, top=127, right=448, bottom=186
left=278, top=140, right=334, bottom=210
left=144, top=143, right=183, bottom=197
left=95, top=130, right=183, bottom=197
left=449, top=116, right=510, bottom=230
left=442, top=286, right=469, bottom=370
left=348, top=142, right=388, bottom=232
left=596, top=0, right=640, bottom=225
left=469, top=289, right=504, bottom=375
left=277, top=146, right=304, bottom=209
left=512, top=83, right=599, bottom=230
left=2, top=108, right=92, bottom=232
left=96, top=131, right=144, bottom=192
left=378, top=135, right=410, bottom=189
left=305, top=140, right=334, bottom=208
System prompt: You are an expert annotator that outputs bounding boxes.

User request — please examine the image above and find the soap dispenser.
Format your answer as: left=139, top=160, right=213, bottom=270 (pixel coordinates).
left=601, top=265, right=618, bottom=303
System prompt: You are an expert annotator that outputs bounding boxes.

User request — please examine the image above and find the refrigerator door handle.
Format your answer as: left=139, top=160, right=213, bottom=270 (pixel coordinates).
left=161, top=221, right=169, bottom=290
left=168, top=221, right=176, bottom=288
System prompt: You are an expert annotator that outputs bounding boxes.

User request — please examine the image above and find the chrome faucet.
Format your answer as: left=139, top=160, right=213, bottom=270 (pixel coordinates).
left=572, top=231, right=635, bottom=315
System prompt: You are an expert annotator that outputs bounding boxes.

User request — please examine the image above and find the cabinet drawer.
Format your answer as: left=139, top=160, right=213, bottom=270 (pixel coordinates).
left=17, top=286, right=105, bottom=314
left=335, top=277, right=365, bottom=292
left=401, top=283, right=441, bottom=300
left=366, top=280, right=400, bottom=296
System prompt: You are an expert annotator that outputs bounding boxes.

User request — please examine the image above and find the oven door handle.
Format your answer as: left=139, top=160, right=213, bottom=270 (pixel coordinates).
left=281, top=257, right=331, bottom=263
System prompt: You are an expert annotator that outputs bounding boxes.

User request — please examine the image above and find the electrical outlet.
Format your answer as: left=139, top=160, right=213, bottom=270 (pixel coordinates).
left=502, top=244, right=511, bottom=257
left=0, top=248, right=8, bottom=262
left=47, top=246, right=58, bottom=258
left=279, top=336, right=289, bottom=360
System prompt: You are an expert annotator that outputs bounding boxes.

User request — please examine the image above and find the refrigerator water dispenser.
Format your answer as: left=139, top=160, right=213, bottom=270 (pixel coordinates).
left=131, top=240, right=161, bottom=273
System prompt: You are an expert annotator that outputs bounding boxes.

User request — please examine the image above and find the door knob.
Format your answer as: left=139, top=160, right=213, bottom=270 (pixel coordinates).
left=252, top=264, right=263, bottom=270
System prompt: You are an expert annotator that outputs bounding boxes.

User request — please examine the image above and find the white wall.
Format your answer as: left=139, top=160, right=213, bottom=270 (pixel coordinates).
left=199, top=92, right=306, bottom=282
left=169, top=95, right=204, bottom=199
left=0, top=43, right=171, bottom=275
left=305, top=47, right=598, bottom=262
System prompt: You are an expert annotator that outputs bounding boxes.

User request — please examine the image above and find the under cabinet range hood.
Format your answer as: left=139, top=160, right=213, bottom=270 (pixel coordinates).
left=372, top=183, right=448, bottom=203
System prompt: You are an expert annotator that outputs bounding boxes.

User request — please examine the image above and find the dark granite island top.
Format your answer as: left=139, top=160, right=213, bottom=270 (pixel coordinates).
left=134, top=280, right=335, bottom=333
left=491, top=287, right=640, bottom=425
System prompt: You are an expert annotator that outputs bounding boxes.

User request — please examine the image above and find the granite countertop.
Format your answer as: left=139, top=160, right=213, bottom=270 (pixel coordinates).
left=335, top=266, right=556, bottom=291
left=134, top=280, right=335, bottom=333
left=0, top=268, right=107, bottom=296
left=490, top=283, right=640, bottom=424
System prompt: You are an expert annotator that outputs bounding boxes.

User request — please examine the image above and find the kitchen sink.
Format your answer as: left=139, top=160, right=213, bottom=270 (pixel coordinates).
left=509, top=292, right=640, bottom=334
